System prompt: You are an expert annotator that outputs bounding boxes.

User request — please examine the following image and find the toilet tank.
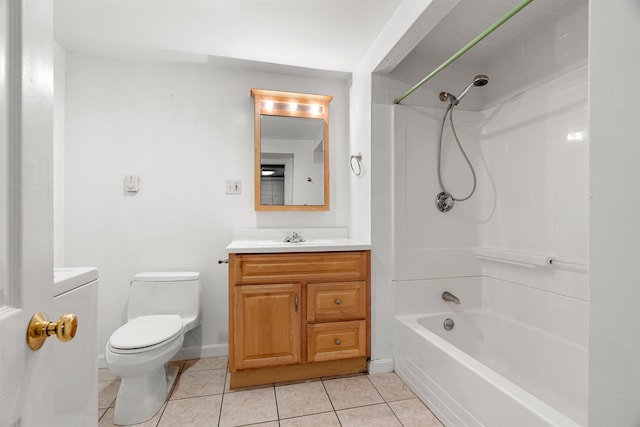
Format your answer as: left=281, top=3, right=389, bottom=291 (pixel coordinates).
left=127, top=272, right=202, bottom=330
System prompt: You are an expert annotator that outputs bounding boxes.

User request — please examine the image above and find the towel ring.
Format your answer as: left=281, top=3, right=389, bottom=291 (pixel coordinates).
left=350, top=153, right=363, bottom=176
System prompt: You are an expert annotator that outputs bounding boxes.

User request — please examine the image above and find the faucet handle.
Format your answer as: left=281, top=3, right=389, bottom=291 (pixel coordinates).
left=284, top=232, right=305, bottom=243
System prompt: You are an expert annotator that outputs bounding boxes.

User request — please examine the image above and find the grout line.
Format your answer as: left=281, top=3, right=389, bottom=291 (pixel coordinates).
left=385, top=401, right=406, bottom=427
left=273, top=384, right=280, bottom=424
left=98, top=408, right=107, bottom=423
left=276, top=409, right=336, bottom=422
left=217, top=370, right=227, bottom=427
left=320, top=378, right=338, bottom=413
left=364, top=374, right=386, bottom=403
left=319, top=378, right=344, bottom=426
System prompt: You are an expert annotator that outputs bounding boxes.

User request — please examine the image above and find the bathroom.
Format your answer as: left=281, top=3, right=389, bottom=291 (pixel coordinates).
left=2, top=0, right=640, bottom=426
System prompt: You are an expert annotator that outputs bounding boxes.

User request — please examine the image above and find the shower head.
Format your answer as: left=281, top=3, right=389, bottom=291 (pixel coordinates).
left=472, top=75, right=489, bottom=87
left=441, top=74, right=489, bottom=106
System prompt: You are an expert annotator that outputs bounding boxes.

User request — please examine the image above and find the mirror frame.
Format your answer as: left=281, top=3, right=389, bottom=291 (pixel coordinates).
left=251, top=88, right=333, bottom=211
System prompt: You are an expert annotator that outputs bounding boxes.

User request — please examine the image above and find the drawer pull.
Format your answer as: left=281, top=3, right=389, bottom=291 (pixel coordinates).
left=335, top=298, right=341, bottom=305
left=295, top=293, right=299, bottom=312
left=335, top=339, right=342, bottom=346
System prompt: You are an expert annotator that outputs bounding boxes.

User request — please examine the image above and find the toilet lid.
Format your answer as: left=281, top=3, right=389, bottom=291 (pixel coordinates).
left=110, top=315, right=183, bottom=350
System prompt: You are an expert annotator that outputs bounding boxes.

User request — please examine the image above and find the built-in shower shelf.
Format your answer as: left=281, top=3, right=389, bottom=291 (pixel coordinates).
left=473, top=248, right=588, bottom=273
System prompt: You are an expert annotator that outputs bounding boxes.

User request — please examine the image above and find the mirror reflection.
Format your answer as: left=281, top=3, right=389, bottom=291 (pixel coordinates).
left=251, top=89, right=332, bottom=211
left=260, top=115, right=324, bottom=206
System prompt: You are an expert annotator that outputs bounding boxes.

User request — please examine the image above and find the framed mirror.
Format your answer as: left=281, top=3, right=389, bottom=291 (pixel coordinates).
left=251, top=88, right=332, bottom=211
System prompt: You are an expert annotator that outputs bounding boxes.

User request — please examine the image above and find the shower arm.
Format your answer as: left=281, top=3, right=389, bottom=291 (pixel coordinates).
left=393, top=0, right=533, bottom=105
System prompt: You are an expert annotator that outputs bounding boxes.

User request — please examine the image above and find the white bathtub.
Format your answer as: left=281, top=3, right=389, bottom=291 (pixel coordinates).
left=393, top=279, right=587, bottom=427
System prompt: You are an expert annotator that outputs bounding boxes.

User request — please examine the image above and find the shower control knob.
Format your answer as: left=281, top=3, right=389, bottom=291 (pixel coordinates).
left=436, top=191, right=454, bottom=213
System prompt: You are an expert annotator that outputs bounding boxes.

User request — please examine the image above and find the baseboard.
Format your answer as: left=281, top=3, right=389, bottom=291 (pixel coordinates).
left=98, top=354, right=106, bottom=369
left=368, top=358, right=395, bottom=374
left=174, top=344, right=229, bottom=361
left=97, top=344, right=229, bottom=370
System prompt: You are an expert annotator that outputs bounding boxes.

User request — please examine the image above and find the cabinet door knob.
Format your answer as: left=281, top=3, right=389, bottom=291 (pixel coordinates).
left=335, top=339, right=342, bottom=346
left=335, top=299, right=341, bottom=305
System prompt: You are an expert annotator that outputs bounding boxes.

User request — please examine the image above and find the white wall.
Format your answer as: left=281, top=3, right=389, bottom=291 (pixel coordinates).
left=589, top=1, right=640, bottom=425
left=62, top=54, right=350, bottom=360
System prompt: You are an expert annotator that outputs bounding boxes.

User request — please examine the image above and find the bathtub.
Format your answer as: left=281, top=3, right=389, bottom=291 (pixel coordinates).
left=393, top=280, right=587, bottom=427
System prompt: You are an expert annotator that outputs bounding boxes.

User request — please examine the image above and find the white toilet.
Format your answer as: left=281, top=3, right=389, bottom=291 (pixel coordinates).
left=105, top=271, right=202, bottom=425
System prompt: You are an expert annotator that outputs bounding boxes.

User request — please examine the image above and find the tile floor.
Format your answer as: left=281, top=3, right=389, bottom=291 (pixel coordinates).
left=98, top=357, right=444, bottom=427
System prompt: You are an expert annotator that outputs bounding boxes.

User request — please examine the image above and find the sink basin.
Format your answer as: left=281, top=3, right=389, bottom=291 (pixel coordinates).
left=252, top=239, right=338, bottom=246
left=251, top=240, right=294, bottom=246
left=226, top=238, right=370, bottom=254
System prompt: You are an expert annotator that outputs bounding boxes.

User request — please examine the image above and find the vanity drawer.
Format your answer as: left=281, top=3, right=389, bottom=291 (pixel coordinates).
left=307, top=320, right=367, bottom=362
left=307, top=282, right=367, bottom=322
left=232, top=252, right=368, bottom=284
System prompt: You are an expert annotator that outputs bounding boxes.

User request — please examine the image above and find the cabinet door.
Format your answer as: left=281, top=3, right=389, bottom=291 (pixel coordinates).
left=233, top=283, right=301, bottom=370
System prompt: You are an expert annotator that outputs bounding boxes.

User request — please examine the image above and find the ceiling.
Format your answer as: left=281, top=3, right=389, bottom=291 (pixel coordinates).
left=410, top=0, right=580, bottom=63
left=54, top=0, right=581, bottom=74
left=53, top=0, right=403, bottom=73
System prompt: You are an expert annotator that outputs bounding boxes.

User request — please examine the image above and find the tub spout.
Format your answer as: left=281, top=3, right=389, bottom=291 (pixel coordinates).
left=442, top=291, right=460, bottom=304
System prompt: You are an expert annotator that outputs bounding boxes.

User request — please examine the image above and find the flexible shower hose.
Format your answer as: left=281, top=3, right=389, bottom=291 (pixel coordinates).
left=436, top=104, right=477, bottom=202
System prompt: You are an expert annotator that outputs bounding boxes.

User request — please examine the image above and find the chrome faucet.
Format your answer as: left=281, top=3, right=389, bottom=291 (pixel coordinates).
left=442, top=291, right=460, bottom=305
left=284, top=232, right=305, bottom=243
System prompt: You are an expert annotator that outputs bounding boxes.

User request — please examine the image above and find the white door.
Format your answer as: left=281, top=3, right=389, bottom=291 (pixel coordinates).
left=0, top=1, right=55, bottom=426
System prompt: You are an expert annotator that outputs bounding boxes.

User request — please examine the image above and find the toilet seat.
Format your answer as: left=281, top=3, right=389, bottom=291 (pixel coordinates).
left=109, top=315, right=183, bottom=352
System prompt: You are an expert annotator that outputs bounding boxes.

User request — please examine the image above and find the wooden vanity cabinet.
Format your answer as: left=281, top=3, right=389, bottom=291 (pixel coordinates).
left=228, top=250, right=370, bottom=388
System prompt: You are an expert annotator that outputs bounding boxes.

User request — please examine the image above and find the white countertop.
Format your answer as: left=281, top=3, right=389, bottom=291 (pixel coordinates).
left=226, top=238, right=371, bottom=254
left=54, top=267, right=98, bottom=296
left=226, top=228, right=371, bottom=254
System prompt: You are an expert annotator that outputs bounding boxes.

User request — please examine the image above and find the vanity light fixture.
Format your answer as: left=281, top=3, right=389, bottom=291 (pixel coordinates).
left=260, top=100, right=323, bottom=115
left=261, top=170, right=275, bottom=176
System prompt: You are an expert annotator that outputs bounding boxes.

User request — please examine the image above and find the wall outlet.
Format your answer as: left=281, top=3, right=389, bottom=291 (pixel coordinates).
left=226, top=179, right=241, bottom=195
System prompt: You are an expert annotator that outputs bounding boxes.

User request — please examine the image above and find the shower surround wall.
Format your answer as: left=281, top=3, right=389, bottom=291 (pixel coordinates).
left=391, top=64, right=588, bottom=292
left=391, top=67, right=588, bottom=424
left=373, top=1, right=589, bottom=424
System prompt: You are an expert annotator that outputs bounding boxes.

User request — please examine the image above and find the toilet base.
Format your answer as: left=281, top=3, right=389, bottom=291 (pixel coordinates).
left=113, top=364, right=176, bottom=425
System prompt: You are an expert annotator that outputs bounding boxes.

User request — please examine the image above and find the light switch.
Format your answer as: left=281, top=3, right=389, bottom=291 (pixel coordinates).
left=226, top=179, right=241, bottom=195
left=125, top=175, right=139, bottom=193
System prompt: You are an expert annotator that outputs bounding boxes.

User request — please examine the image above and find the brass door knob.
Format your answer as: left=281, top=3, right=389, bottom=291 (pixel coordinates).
left=26, top=311, right=78, bottom=351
